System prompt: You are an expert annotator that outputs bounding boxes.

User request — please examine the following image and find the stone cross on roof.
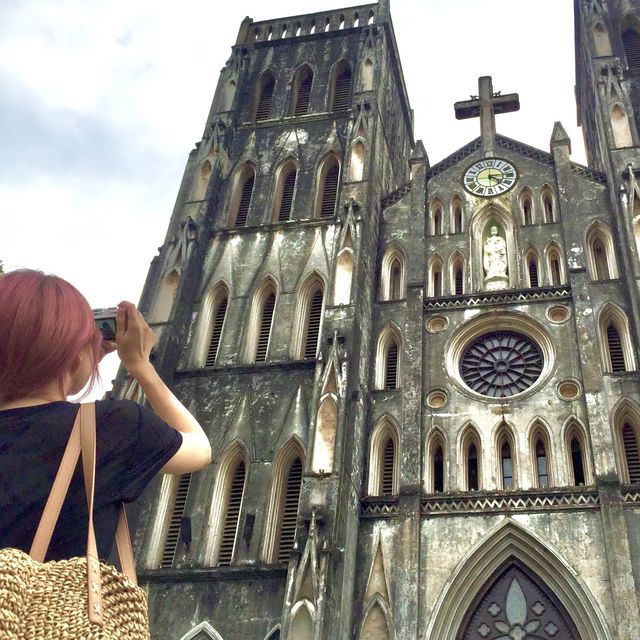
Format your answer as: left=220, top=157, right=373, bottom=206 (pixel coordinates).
left=454, top=76, right=520, bottom=157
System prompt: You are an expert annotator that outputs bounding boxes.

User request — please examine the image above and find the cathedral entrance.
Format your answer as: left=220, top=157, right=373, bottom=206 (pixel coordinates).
left=458, top=561, right=582, bottom=640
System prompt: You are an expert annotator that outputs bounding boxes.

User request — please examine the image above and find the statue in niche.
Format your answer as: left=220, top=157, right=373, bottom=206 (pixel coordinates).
left=483, top=225, right=509, bottom=290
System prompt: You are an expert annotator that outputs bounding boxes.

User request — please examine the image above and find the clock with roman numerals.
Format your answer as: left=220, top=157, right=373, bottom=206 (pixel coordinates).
left=463, top=158, right=518, bottom=197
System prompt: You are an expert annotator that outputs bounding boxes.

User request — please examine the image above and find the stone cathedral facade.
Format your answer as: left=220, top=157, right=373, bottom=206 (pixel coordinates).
left=113, top=1, right=640, bottom=638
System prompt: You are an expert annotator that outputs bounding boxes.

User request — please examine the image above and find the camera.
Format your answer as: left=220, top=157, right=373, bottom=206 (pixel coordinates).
left=93, top=307, right=118, bottom=342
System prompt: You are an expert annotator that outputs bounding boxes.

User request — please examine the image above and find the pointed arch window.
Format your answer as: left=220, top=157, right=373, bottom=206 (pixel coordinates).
left=541, top=189, right=555, bottom=223
left=611, top=104, right=634, bottom=148
left=593, top=22, right=612, bottom=56
left=217, top=457, right=247, bottom=566
left=497, top=429, right=515, bottom=490
left=565, top=423, right=589, bottom=487
left=204, top=289, right=228, bottom=367
left=316, top=155, right=340, bottom=218
left=429, top=257, right=443, bottom=297
left=381, top=247, right=405, bottom=301
left=623, top=28, right=640, bottom=70
left=312, top=396, right=337, bottom=473
left=450, top=256, right=465, bottom=295
left=427, top=433, right=446, bottom=493
left=303, top=286, right=324, bottom=359
left=375, top=327, right=402, bottom=390
left=526, top=253, right=540, bottom=288
left=152, top=269, right=179, bottom=323
left=390, top=259, right=402, bottom=299
left=535, top=438, right=549, bottom=487
left=622, top=423, right=640, bottom=483
left=277, top=456, right=303, bottom=562
left=548, top=248, right=563, bottom=286
left=433, top=208, right=443, bottom=235
left=255, top=72, right=275, bottom=121
left=334, top=247, right=353, bottom=305
left=587, top=224, right=617, bottom=280
left=159, top=473, right=192, bottom=568
left=361, top=58, right=374, bottom=91
left=221, top=79, right=237, bottom=112
left=292, top=66, right=313, bottom=116
left=274, top=162, right=297, bottom=222
left=331, top=62, right=352, bottom=111
left=462, top=429, right=482, bottom=491
left=230, top=164, right=256, bottom=227
left=249, top=282, right=277, bottom=363
left=350, top=141, right=365, bottom=181
left=599, top=305, right=636, bottom=373
left=522, top=195, right=533, bottom=225
left=368, top=420, right=399, bottom=496
left=452, top=200, right=463, bottom=234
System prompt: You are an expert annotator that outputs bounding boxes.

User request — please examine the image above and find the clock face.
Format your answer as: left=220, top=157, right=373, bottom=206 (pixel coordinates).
left=463, top=158, right=518, bottom=197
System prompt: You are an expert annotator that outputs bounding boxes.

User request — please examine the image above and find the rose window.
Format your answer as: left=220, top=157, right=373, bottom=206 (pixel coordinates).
left=460, top=332, right=543, bottom=398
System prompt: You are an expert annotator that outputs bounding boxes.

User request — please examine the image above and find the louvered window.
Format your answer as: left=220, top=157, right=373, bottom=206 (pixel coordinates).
left=205, top=296, right=228, bottom=367
left=381, top=438, right=395, bottom=495
left=454, top=266, right=464, bottom=295
left=218, top=460, right=246, bottom=566
left=235, top=174, right=254, bottom=227
left=160, top=474, right=192, bottom=568
left=304, top=288, right=323, bottom=359
left=278, top=169, right=297, bottom=222
left=255, top=291, right=276, bottom=362
left=528, top=259, right=539, bottom=288
left=592, top=238, right=610, bottom=279
left=331, top=67, right=352, bottom=111
left=623, top=423, right=640, bottom=483
left=294, top=73, right=313, bottom=116
left=535, top=440, right=548, bottom=487
left=390, top=260, right=402, bottom=299
left=468, top=443, right=479, bottom=490
left=571, top=437, right=586, bottom=486
left=550, top=257, right=561, bottom=286
left=523, top=199, right=532, bottom=225
left=385, top=340, right=398, bottom=389
left=277, top=457, right=303, bottom=562
left=607, top=323, right=626, bottom=372
left=255, top=77, right=275, bottom=121
left=434, top=446, right=444, bottom=492
left=623, top=29, right=640, bottom=69
left=501, top=440, right=513, bottom=489
left=319, top=163, right=339, bottom=217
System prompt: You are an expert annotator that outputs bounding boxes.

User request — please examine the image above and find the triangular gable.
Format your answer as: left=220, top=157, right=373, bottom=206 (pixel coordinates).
left=271, top=386, right=309, bottom=454
left=293, top=227, right=330, bottom=291
left=216, top=392, right=255, bottom=460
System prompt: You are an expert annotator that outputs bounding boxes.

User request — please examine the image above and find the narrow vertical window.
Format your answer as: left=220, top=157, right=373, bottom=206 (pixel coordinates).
left=501, top=440, right=513, bottom=489
left=334, top=249, right=353, bottom=305
left=550, top=254, right=562, bottom=286
left=433, top=445, right=444, bottom=493
left=390, top=258, right=402, bottom=300
left=523, top=198, right=532, bottom=225
left=293, top=66, right=313, bottom=116
left=433, top=209, right=442, bottom=235
left=361, top=58, right=374, bottom=91
left=350, top=141, right=365, bottom=181
left=256, top=291, right=276, bottom=362
left=622, top=423, right=640, bottom=483
left=277, top=457, right=303, bottom=562
left=218, top=460, right=246, bottom=566
left=570, top=437, right=586, bottom=486
left=527, top=256, right=539, bottom=288
left=467, top=443, right=479, bottom=491
left=535, top=439, right=548, bottom=487
left=160, top=474, right=192, bottom=569
left=255, top=73, right=275, bottom=121
left=318, top=158, right=340, bottom=218
left=454, top=264, right=464, bottom=295
left=623, top=28, right=640, bottom=70
left=304, top=288, right=324, bottom=359
left=385, top=340, right=399, bottom=389
left=331, top=63, right=352, bottom=111
left=607, top=323, right=626, bottom=372
left=276, top=165, right=297, bottom=222
left=433, top=266, right=442, bottom=297
left=611, top=105, right=634, bottom=148
left=592, top=236, right=610, bottom=279
left=381, top=437, right=395, bottom=495
left=234, top=171, right=255, bottom=227
left=543, top=194, right=554, bottom=223
left=205, top=295, right=228, bottom=367
left=454, top=206, right=463, bottom=233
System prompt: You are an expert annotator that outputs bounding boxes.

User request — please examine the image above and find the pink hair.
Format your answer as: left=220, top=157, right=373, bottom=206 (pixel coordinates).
left=0, top=269, right=102, bottom=403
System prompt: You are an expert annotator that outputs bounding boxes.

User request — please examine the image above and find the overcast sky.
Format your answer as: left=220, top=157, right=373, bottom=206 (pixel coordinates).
left=1, top=0, right=584, bottom=396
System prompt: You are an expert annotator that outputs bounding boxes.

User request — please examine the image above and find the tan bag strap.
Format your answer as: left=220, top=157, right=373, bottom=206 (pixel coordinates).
left=30, top=403, right=139, bottom=625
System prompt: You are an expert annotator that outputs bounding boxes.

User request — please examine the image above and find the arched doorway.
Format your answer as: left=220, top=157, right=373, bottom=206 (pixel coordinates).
left=458, top=560, right=581, bottom=639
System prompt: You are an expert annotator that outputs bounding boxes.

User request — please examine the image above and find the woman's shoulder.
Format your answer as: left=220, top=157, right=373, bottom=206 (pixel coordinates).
left=94, top=398, right=143, bottom=428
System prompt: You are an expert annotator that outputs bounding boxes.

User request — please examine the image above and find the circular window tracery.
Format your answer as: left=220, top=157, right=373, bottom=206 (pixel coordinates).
left=460, top=331, right=544, bottom=398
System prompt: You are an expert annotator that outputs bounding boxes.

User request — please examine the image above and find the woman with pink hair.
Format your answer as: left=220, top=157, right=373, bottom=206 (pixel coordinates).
left=0, top=269, right=211, bottom=561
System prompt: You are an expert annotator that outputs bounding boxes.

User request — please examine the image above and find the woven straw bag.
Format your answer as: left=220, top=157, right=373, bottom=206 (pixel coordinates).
left=0, top=403, right=150, bottom=639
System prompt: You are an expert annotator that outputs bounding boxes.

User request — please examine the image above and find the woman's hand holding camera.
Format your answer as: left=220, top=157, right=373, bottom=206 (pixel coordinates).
left=115, top=301, right=156, bottom=375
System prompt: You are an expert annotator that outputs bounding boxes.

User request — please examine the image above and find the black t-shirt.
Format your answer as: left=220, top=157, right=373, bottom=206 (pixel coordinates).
left=0, top=399, right=182, bottom=561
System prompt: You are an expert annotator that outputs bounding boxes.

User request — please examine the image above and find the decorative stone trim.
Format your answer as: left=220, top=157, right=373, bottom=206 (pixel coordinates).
left=380, top=182, right=411, bottom=209
left=420, top=489, right=600, bottom=516
left=424, top=286, right=571, bottom=311
left=360, top=497, right=400, bottom=517
left=621, top=486, right=640, bottom=504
